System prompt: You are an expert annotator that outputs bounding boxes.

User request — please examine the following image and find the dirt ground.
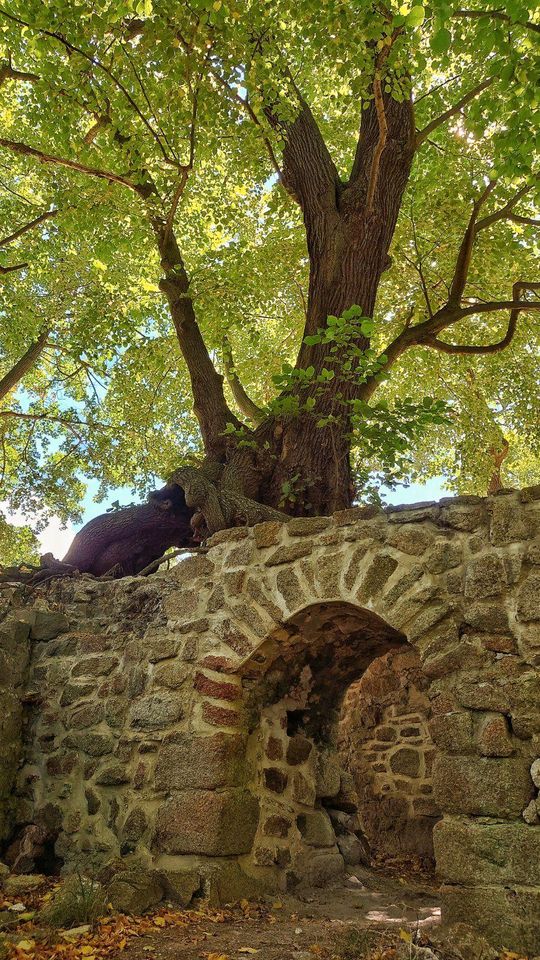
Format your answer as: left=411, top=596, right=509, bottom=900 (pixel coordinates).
left=122, top=865, right=441, bottom=960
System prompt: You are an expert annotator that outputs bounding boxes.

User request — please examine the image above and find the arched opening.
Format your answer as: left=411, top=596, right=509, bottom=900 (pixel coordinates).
left=339, top=648, right=439, bottom=867
left=237, top=601, right=439, bottom=896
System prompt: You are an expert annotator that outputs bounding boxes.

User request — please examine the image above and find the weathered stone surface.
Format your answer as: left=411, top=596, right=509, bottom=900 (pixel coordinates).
left=155, top=734, right=246, bottom=790
left=95, top=763, right=130, bottom=785
left=441, top=885, right=540, bottom=955
left=389, top=747, right=420, bottom=777
left=297, top=810, right=335, bottom=847
left=2, top=493, right=539, bottom=955
left=159, top=869, right=201, bottom=906
left=107, top=870, right=163, bottom=914
left=386, top=526, right=434, bottom=556
left=265, top=543, right=311, bottom=566
left=476, top=713, right=513, bottom=757
left=129, top=695, right=183, bottom=729
left=517, top=572, right=540, bottom=621
left=315, top=752, right=341, bottom=798
left=429, top=712, right=474, bottom=753
left=153, top=790, right=259, bottom=855
left=15, top=608, right=69, bottom=641
left=263, top=815, right=291, bottom=838
left=433, top=755, right=533, bottom=817
left=286, top=733, right=313, bottom=767
left=435, top=818, right=540, bottom=885
left=464, top=554, right=506, bottom=599
left=356, top=553, right=398, bottom=601
left=336, top=833, right=370, bottom=866
left=253, top=521, right=283, bottom=548
left=71, top=656, right=119, bottom=678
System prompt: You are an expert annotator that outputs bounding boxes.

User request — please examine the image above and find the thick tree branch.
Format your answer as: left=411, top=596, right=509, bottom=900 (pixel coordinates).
left=0, top=327, right=50, bottom=400
left=0, top=138, right=139, bottom=191
left=448, top=180, right=497, bottom=306
left=265, top=91, right=340, bottom=214
left=415, top=77, right=493, bottom=147
left=0, top=61, right=39, bottom=87
left=424, top=281, right=540, bottom=353
left=453, top=9, right=540, bottom=34
left=222, top=337, right=264, bottom=425
left=475, top=183, right=535, bottom=233
left=154, top=222, right=241, bottom=459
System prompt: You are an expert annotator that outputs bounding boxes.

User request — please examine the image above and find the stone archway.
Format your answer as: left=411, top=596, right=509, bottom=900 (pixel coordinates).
left=236, top=601, right=409, bottom=891
left=1, top=491, right=539, bottom=951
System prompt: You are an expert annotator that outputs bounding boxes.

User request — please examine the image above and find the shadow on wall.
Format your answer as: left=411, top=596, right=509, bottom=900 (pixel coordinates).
left=339, top=649, right=439, bottom=861
left=238, top=601, right=432, bottom=890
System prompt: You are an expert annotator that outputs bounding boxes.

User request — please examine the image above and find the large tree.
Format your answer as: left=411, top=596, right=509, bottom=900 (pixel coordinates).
left=0, top=0, right=539, bottom=553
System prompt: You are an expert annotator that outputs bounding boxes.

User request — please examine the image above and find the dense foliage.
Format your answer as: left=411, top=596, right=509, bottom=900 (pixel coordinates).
left=0, top=0, right=539, bottom=556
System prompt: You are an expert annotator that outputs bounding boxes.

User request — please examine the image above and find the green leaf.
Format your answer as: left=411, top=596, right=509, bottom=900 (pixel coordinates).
left=406, top=5, right=425, bottom=27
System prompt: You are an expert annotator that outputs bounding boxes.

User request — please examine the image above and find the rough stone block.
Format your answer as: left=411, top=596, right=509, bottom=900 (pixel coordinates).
left=464, top=554, right=506, bottom=599
left=297, top=810, right=335, bottom=847
left=155, top=733, right=247, bottom=790
left=389, top=747, right=420, bottom=777
left=253, top=521, right=283, bottom=547
left=265, top=543, right=311, bottom=566
left=433, top=755, right=533, bottom=818
left=286, top=735, right=313, bottom=765
left=129, top=694, right=183, bottom=729
left=489, top=495, right=528, bottom=545
left=153, top=789, right=259, bottom=855
left=356, top=553, right=398, bottom=601
left=429, top=712, right=474, bottom=753
left=386, top=526, right=434, bottom=556
left=517, top=572, right=540, bottom=621
left=476, top=713, right=513, bottom=757
left=435, top=817, right=540, bottom=885
left=441, top=884, right=540, bottom=955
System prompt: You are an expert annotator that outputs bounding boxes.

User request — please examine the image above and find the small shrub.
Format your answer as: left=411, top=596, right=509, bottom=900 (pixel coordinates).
left=40, top=874, right=107, bottom=929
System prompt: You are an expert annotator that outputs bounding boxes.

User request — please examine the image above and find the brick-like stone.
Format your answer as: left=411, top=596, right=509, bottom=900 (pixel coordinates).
left=202, top=702, right=240, bottom=728
left=265, top=543, right=312, bottom=566
left=154, top=789, right=259, bottom=855
left=194, top=672, right=240, bottom=702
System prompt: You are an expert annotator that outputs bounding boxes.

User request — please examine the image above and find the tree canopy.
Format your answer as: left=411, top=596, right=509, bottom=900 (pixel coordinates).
left=0, top=0, right=539, bottom=560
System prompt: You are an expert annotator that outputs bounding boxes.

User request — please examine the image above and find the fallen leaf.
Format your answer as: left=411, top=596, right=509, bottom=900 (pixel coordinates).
left=80, top=946, right=95, bottom=955
left=207, top=953, right=230, bottom=960
left=16, top=939, right=36, bottom=951
left=272, top=901, right=283, bottom=909
left=239, top=949, right=259, bottom=955
left=153, top=916, right=166, bottom=927
left=399, top=929, right=413, bottom=943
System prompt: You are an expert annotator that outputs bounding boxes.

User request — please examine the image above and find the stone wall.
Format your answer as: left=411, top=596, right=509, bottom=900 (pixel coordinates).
left=339, top=648, right=438, bottom=858
left=1, top=489, right=539, bottom=952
